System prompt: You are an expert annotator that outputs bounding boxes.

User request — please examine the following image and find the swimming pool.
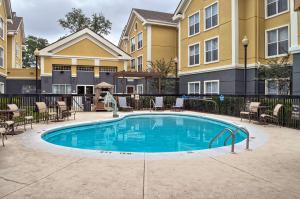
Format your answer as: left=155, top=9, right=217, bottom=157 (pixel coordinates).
left=42, top=114, right=246, bottom=153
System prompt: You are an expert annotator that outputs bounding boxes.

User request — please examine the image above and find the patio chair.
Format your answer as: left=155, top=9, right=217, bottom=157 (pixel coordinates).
left=260, top=104, right=283, bottom=126
left=35, top=102, right=57, bottom=123
left=153, top=97, right=164, bottom=110
left=118, top=97, right=133, bottom=112
left=7, top=104, right=33, bottom=131
left=240, top=102, right=261, bottom=123
left=56, top=101, right=76, bottom=120
left=0, top=115, right=15, bottom=138
left=172, top=98, right=184, bottom=112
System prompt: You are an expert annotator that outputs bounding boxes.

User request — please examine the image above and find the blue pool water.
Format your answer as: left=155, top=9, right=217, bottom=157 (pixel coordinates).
left=42, top=114, right=246, bottom=153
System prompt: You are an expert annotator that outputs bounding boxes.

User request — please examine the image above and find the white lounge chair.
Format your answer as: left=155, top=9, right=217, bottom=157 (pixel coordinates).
left=153, top=97, right=164, bottom=110
left=172, top=98, right=184, bottom=112
left=118, top=97, right=133, bottom=111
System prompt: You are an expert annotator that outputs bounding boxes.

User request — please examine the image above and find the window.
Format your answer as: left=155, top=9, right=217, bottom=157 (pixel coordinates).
left=205, top=37, right=219, bottom=63
left=22, top=85, right=36, bottom=94
left=137, top=56, right=143, bottom=72
left=188, top=82, right=201, bottom=94
left=205, top=2, right=218, bottom=30
left=137, top=32, right=143, bottom=49
left=0, top=82, right=4, bottom=94
left=52, top=84, right=72, bottom=94
left=189, top=12, right=200, bottom=36
left=100, top=67, right=117, bottom=72
left=204, top=80, right=219, bottom=94
left=267, top=26, right=288, bottom=57
left=266, top=0, right=288, bottom=18
left=189, top=43, right=200, bottom=66
left=53, top=65, right=71, bottom=71
left=0, top=47, right=3, bottom=68
left=130, top=59, right=136, bottom=70
left=77, top=67, right=94, bottom=72
left=0, top=18, right=3, bottom=39
left=136, top=84, right=144, bottom=94
left=131, top=37, right=136, bottom=52
left=265, top=79, right=290, bottom=95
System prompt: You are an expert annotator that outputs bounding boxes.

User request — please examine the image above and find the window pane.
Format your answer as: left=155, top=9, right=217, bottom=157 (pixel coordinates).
left=212, top=38, right=218, bottom=50
left=212, top=15, right=218, bottom=27
left=189, top=46, right=195, bottom=56
left=267, top=3, right=277, bottom=17
left=206, top=41, right=212, bottom=51
left=212, top=50, right=218, bottom=61
left=278, top=40, right=288, bottom=54
left=211, top=82, right=218, bottom=93
left=268, top=30, right=277, bottom=43
left=267, top=80, right=278, bottom=95
left=190, top=56, right=195, bottom=66
left=189, top=25, right=194, bottom=36
left=206, top=52, right=211, bottom=62
left=268, top=43, right=278, bottom=56
left=195, top=44, right=199, bottom=55
left=195, top=13, right=200, bottom=24
left=195, top=54, right=200, bottom=65
left=278, top=0, right=288, bottom=13
left=278, top=27, right=288, bottom=41
left=206, top=82, right=212, bottom=93
left=206, top=18, right=211, bottom=29
left=206, top=8, right=212, bottom=18
left=212, top=4, right=218, bottom=16
left=195, top=23, right=200, bottom=34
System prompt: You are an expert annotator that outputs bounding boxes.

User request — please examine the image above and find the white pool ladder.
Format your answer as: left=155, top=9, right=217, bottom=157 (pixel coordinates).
left=209, top=127, right=250, bottom=153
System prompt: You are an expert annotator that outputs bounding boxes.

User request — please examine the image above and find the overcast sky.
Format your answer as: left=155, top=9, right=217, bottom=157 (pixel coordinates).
left=11, top=0, right=180, bottom=45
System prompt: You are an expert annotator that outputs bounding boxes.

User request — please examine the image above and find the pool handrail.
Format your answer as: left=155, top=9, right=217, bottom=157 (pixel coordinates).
left=223, top=126, right=250, bottom=150
left=209, top=128, right=235, bottom=153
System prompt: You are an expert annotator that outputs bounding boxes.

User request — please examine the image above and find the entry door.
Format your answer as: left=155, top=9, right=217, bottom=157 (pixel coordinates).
left=127, top=86, right=134, bottom=94
left=77, top=86, right=94, bottom=95
left=77, top=86, right=85, bottom=95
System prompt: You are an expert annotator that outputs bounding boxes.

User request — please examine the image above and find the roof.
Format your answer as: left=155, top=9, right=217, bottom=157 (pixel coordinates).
left=39, top=28, right=131, bottom=60
left=3, top=0, right=12, bottom=19
left=133, top=8, right=175, bottom=24
left=173, top=0, right=191, bottom=20
left=95, top=82, right=114, bottom=89
left=8, top=12, right=23, bottom=32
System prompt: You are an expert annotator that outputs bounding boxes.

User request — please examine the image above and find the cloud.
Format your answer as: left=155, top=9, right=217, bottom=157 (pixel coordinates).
left=11, top=0, right=180, bottom=44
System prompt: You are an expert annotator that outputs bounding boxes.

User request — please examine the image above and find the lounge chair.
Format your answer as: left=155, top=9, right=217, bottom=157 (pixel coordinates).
left=118, top=97, right=133, bottom=112
left=240, top=102, right=261, bottom=122
left=172, top=98, right=184, bottom=112
left=7, top=104, right=33, bottom=130
left=260, top=104, right=283, bottom=126
left=153, top=97, right=164, bottom=110
left=36, top=102, right=57, bottom=123
left=0, top=118, right=14, bottom=146
left=56, top=101, right=76, bottom=120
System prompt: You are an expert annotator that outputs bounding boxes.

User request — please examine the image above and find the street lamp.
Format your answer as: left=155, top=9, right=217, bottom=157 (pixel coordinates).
left=242, top=36, right=249, bottom=97
left=173, top=57, right=179, bottom=94
left=34, top=48, right=40, bottom=94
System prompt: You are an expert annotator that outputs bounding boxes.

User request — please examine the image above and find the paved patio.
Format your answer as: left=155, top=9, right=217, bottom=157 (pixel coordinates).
left=0, top=111, right=300, bottom=199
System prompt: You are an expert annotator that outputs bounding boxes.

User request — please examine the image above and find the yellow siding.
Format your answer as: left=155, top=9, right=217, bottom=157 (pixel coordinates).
left=151, top=25, right=177, bottom=63
left=7, top=68, right=38, bottom=79
left=43, top=58, right=72, bottom=74
left=56, top=38, right=118, bottom=58
left=180, top=0, right=232, bottom=73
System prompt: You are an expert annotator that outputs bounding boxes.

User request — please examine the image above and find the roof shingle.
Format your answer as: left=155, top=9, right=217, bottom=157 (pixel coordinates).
left=133, top=8, right=175, bottom=24
left=8, top=12, right=23, bottom=32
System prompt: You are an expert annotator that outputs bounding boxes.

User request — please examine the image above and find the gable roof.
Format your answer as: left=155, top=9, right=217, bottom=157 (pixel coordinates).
left=8, top=12, right=23, bottom=32
left=39, top=28, right=131, bottom=60
left=173, top=0, right=191, bottom=20
left=119, top=8, right=178, bottom=47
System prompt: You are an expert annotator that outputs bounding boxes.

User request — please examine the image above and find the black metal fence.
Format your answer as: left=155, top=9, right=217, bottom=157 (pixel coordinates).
left=0, top=94, right=299, bottom=130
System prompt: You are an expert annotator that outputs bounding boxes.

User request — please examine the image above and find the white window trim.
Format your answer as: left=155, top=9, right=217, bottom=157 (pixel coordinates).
left=130, top=36, right=136, bottom=53
left=204, top=1, right=219, bottom=32
left=76, top=85, right=95, bottom=95
left=137, top=55, right=143, bottom=71
left=136, top=84, right=144, bottom=94
left=188, top=11, right=201, bottom=38
left=265, top=0, right=289, bottom=19
left=0, top=46, right=4, bottom=68
left=204, top=36, right=220, bottom=64
left=265, top=78, right=290, bottom=95
left=130, top=58, right=136, bottom=70
left=0, top=17, right=4, bottom=41
left=204, top=80, right=220, bottom=94
left=137, top=31, right=143, bottom=50
left=188, top=81, right=201, bottom=94
left=52, top=84, right=72, bottom=94
left=265, top=24, right=290, bottom=59
left=188, top=42, right=201, bottom=67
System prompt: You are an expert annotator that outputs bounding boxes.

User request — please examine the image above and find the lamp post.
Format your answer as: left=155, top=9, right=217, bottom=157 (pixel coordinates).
left=34, top=48, right=40, bottom=94
left=173, top=57, right=179, bottom=94
left=242, top=36, right=249, bottom=98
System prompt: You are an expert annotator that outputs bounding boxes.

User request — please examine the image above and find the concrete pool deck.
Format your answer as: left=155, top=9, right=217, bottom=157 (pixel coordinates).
left=0, top=111, right=300, bottom=199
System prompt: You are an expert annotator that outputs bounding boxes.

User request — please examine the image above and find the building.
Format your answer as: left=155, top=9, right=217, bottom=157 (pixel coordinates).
left=38, top=28, right=131, bottom=94
left=118, top=9, right=178, bottom=94
left=173, top=0, right=300, bottom=95
left=293, top=0, right=300, bottom=95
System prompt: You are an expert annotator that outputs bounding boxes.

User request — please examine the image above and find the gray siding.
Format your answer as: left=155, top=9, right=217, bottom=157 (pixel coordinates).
left=293, top=53, right=300, bottom=95
left=6, top=79, right=40, bottom=94
left=179, top=68, right=258, bottom=95
left=41, top=76, right=52, bottom=93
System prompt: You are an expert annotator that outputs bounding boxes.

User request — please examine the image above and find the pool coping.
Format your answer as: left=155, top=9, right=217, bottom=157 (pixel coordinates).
left=21, top=112, right=269, bottom=160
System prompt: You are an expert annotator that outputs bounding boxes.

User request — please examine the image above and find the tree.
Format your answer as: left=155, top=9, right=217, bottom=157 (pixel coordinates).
left=257, top=55, right=292, bottom=95
left=149, top=59, right=176, bottom=94
left=23, top=35, right=49, bottom=68
left=58, top=8, right=112, bottom=35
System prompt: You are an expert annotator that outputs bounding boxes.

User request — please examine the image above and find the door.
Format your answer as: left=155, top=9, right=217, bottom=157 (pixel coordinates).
left=77, top=86, right=85, bottom=95
left=86, top=86, right=94, bottom=95
left=126, top=86, right=134, bottom=94
left=77, top=85, right=94, bottom=95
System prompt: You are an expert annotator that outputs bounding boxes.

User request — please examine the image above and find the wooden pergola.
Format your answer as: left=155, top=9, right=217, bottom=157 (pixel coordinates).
left=113, top=71, right=162, bottom=94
